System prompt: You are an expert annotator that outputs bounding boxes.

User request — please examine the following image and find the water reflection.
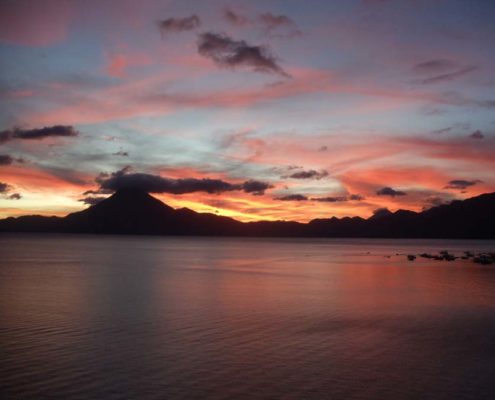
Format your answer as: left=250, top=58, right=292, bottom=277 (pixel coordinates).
left=1, top=235, right=495, bottom=399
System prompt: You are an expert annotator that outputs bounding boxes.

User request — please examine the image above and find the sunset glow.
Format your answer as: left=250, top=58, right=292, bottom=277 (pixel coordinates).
left=1, top=0, right=494, bottom=221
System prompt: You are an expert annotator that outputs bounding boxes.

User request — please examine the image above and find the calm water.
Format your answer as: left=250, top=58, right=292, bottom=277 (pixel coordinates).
left=1, top=234, right=495, bottom=400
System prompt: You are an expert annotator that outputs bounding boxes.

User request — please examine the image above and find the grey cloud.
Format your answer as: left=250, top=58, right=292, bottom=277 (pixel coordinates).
left=275, top=194, right=308, bottom=201
left=444, top=179, right=481, bottom=190
left=414, top=59, right=457, bottom=73
left=275, top=192, right=364, bottom=202
left=94, top=168, right=272, bottom=196
left=223, top=7, right=249, bottom=26
left=258, top=12, right=301, bottom=38
left=420, top=66, right=477, bottom=84
left=413, top=59, right=477, bottom=85
left=157, top=15, right=200, bottom=36
left=469, top=130, right=484, bottom=139
left=0, top=154, right=14, bottom=165
left=477, top=100, right=495, bottom=108
left=376, top=187, right=407, bottom=197
left=197, top=32, right=290, bottom=77
left=0, top=181, right=21, bottom=200
left=242, top=179, right=273, bottom=195
left=311, top=196, right=347, bottom=202
left=0, top=182, right=10, bottom=193
left=78, top=196, right=106, bottom=206
left=0, top=125, right=78, bottom=144
left=423, top=196, right=451, bottom=210
left=288, top=169, right=328, bottom=180
left=438, top=91, right=495, bottom=109
left=311, top=194, right=364, bottom=202
left=431, top=127, right=452, bottom=135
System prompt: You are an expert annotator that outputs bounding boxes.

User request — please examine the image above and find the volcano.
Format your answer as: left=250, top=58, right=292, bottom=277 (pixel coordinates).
left=1, top=189, right=494, bottom=238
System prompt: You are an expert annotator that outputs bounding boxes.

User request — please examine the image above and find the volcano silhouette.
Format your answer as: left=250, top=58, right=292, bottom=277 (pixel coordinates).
left=1, top=188, right=494, bottom=238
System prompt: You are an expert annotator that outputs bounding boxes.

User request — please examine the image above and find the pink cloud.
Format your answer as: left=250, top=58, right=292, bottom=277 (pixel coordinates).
left=0, top=0, right=73, bottom=46
left=105, top=51, right=151, bottom=78
left=23, top=62, right=479, bottom=127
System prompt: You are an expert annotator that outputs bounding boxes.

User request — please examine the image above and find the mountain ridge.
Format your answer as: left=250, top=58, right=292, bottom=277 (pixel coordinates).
left=1, top=189, right=494, bottom=238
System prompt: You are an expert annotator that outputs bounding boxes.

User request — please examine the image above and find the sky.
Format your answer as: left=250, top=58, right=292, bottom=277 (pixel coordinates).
left=1, top=0, right=494, bottom=222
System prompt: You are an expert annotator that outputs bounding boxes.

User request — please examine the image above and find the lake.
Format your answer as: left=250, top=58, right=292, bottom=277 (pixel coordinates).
left=1, top=234, right=495, bottom=399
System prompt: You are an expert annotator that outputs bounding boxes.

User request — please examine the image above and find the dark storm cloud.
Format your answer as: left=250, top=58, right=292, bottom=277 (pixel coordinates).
left=444, top=179, right=481, bottom=190
left=223, top=7, right=249, bottom=26
left=469, top=130, right=484, bottom=139
left=287, top=169, right=328, bottom=180
left=413, top=59, right=477, bottom=85
left=157, top=15, right=201, bottom=36
left=94, top=168, right=272, bottom=196
left=197, top=32, right=290, bottom=77
left=275, top=194, right=308, bottom=201
left=376, top=187, right=407, bottom=197
left=258, top=12, right=301, bottom=37
left=78, top=196, right=106, bottom=206
left=0, top=125, right=78, bottom=144
left=8, top=193, right=21, bottom=200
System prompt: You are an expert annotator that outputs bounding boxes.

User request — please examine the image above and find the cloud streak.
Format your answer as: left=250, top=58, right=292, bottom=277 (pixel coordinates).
left=444, top=179, right=481, bottom=190
left=276, top=194, right=364, bottom=202
left=0, top=125, right=78, bottom=144
left=312, top=194, right=364, bottom=202
left=413, top=59, right=477, bottom=84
